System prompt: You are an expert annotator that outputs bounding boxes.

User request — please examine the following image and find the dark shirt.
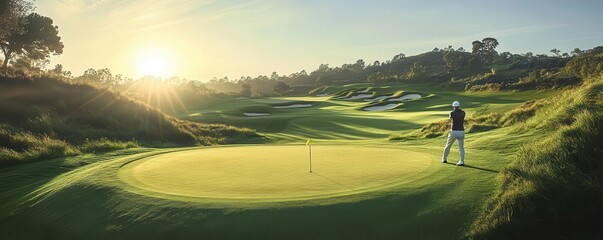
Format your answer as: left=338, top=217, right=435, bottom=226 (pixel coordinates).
left=450, top=108, right=465, bottom=131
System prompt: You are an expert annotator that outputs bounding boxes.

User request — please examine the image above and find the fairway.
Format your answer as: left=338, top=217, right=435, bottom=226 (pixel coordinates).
left=118, top=145, right=435, bottom=201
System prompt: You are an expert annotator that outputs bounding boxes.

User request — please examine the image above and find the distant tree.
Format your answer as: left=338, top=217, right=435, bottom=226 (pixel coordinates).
left=1, top=13, right=63, bottom=68
left=240, top=83, right=252, bottom=96
left=443, top=51, right=470, bottom=72
left=367, top=72, right=382, bottom=84
left=50, top=63, right=72, bottom=77
left=317, top=64, right=330, bottom=72
left=457, top=47, right=466, bottom=52
left=270, top=71, right=279, bottom=80
left=571, top=48, right=583, bottom=56
left=562, top=53, right=570, bottom=58
left=550, top=48, right=561, bottom=57
left=471, top=40, right=485, bottom=55
left=433, top=47, right=440, bottom=52
left=76, top=68, right=116, bottom=86
left=471, top=37, right=499, bottom=65
left=392, top=53, right=406, bottom=62
left=497, top=51, right=513, bottom=64
left=353, top=59, right=366, bottom=71
left=590, top=46, right=603, bottom=54
left=481, top=38, right=499, bottom=53
left=315, top=76, right=332, bottom=87
left=272, top=81, right=290, bottom=95
left=406, top=62, right=426, bottom=79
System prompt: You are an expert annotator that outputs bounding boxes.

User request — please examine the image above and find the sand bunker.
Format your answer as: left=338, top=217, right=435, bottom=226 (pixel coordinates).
left=388, top=94, right=421, bottom=102
left=364, top=104, right=398, bottom=111
left=345, top=94, right=373, bottom=100
left=273, top=104, right=313, bottom=109
left=244, top=112, right=270, bottom=116
left=364, top=95, right=391, bottom=102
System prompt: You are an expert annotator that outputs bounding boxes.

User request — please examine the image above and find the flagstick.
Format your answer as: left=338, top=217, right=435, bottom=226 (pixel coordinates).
left=309, top=144, right=312, bottom=173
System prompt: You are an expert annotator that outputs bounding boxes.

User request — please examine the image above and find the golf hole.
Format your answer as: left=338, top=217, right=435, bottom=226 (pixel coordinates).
left=118, top=145, right=434, bottom=201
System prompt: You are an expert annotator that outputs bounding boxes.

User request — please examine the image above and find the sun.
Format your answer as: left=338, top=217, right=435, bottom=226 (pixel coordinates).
left=135, top=49, right=173, bottom=78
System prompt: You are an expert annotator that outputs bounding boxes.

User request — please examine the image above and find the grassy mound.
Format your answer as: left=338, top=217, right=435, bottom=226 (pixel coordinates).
left=468, top=77, right=603, bottom=238
left=0, top=74, right=261, bottom=166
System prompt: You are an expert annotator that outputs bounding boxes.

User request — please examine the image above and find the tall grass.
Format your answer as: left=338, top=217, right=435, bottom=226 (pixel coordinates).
left=468, top=77, right=603, bottom=239
left=0, top=74, right=262, bottom=166
left=0, top=125, right=79, bottom=166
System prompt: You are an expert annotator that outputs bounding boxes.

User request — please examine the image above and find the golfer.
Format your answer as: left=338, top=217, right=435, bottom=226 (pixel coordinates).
left=441, top=101, right=465, bottom=166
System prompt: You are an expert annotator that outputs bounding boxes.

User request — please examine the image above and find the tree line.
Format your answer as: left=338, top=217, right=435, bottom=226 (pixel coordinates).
left=1, top=1, right=598, bottom=96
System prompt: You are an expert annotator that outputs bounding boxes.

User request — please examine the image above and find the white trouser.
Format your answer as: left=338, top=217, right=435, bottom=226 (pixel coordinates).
left=442, top=130, right=465, bottom=162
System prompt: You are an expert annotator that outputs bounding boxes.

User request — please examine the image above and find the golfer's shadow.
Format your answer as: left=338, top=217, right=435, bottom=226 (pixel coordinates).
left=312, top=172, right=355, bottom=191
left=445, top=162, right=499, bottom=173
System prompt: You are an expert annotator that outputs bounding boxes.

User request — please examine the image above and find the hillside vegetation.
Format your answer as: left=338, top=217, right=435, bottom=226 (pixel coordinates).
left=0, top=74, right=261, bottom=167
left=388, top=50, right=603, bottom=238
left=469, top=75, right=603, bottom=239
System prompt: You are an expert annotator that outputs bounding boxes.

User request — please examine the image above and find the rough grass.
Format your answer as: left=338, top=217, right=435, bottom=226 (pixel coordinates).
left=468, top=77, right=603, bottom=239
left=0, top=74, right=262, bottom=166
left=0, top=125, right=79, bottom=166
left=389, top=99, right=546, bottom=140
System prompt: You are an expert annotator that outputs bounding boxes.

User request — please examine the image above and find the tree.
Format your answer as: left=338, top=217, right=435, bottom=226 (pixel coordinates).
left=315, top=76, right=332, bottom=87
left=470, top=37, right=500, bottom=66
left=270, top=71, right=279, bottom=80
left=406, top=62, right=426, bottom=79
left=471, top=40, right=485, bottom=55
left=481, top=37, right=499, bottom=53
left=443, top=51, right=470, bottom=72
left=0, top=0, right=32, bottom=41
left=392, top=53, right=406, bottom=62
left=1, top=13, right=64, bottom=68
left=571, top=48, right=583, bottom=56
left=240, top=83, right=252, bottom=96
left=353, top=59, right=365, bottom=71
left=272, top=81, right=291, bottom=96
left=367, top=72, right=384, bottom=84
left=550, top=48, right=561, bottom=57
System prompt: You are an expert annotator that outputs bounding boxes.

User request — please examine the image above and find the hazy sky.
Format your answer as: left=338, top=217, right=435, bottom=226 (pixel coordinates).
left=36, top=0, right=603, bottom=81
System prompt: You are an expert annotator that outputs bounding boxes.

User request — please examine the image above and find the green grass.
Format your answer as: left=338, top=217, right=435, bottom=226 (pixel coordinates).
left=1, top=78, right=596, bottom=239
left=0, top=142, right=507, bottom=239
left=468, top=78, right=603, bottom=239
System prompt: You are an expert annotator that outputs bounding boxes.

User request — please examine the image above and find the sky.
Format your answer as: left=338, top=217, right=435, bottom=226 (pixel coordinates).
left=35, top=0, right=603, bottom=81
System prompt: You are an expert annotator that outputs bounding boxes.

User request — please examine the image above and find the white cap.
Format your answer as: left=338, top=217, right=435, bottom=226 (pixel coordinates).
left=452, top=101, right=460, bottom=107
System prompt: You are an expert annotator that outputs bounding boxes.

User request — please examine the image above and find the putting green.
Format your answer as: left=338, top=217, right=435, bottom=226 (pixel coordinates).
left=118, top=145, right=435, bottom=201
